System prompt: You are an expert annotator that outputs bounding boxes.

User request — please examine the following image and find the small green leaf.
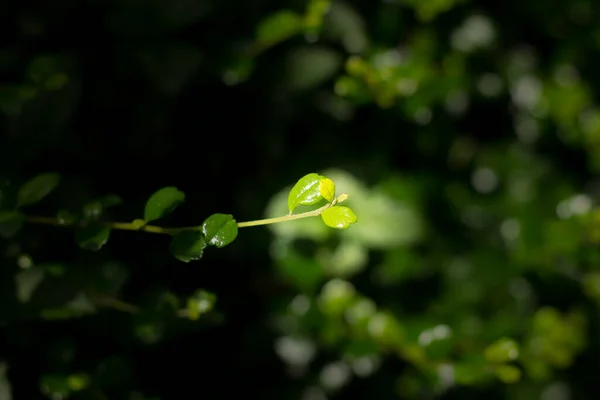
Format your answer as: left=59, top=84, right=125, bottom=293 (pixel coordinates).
left=494, top=364, right=521, bottom=383
left=256, top=10, right=303, bottom=45
left=484, top=337, right=519, bottom=364
left=75, top=225, right=111, bottom=251
left=201, top=213, right=238, bottom=248
left=144, top=186, right=185, bottom=222
left=170, top=231, right=206, bottom=262
left=321, top=206, right=357, bottom=229
left=288, top=173, right=324, bottom=213
left=17, top=172, right=61, bottom=208
left=319, top=177, right=335, bottom=202
left=187, top=290, right=216, bottom=320
left=0, top=211, right=24, bottom=238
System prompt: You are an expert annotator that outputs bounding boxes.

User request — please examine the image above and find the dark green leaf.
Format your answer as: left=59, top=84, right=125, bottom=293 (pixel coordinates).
left=75, top=225, right=111, bottom=251
left=256, top=10, right=303, bottom=45
left=100, top=194, right=123, bottom=209
left=82, top=201, right=102, bottom=221
left=144, top=186, right=185, bottom=222
left=201, top=213, right=238, bottom=248
left=0, top=211, right=24, bottom=238
left=170, top=231, right=206, bottom=262
left=16, top=172, right=61, bottom=208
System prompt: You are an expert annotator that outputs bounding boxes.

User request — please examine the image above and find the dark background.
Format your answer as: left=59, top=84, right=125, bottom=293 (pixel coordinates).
left=2, top=0, right=600, bottom=399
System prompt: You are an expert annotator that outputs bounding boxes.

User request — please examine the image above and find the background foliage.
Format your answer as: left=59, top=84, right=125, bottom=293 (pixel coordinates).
left=2, top=0, right=600, bottom=398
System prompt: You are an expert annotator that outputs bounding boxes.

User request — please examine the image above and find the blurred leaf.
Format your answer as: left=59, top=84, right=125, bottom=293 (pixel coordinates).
left=75, top=225, right=111, bottom=251
left=323, top=3, right=369, bottom=54
left=272, top=240, right=325, bottom=291
left=144, top=186, right=185, bottom=222
left=201, top=213, right=238, bottom=248
left=288, top=173, right=325, bottom=213
left=256, top=10, right=303, bottom=45
left=26, top=55, right=69, bottom=90
left=285, top=46, right=343, bottom=92
left=170, top=231, right=206, bottom=262
left=321, top=240, right=368, bottom=277
left=321, top=206, right=357, bottom=229
left=187, top=290, right=216, bottom=320
left=16, top=172, right=60, bottom=208
left=484, top=337, right=519, bottom=363
left=0, top=362, right=11, bottom=400
left=15, top=266, right=45, bottom=303
left=319, top=278, right=356, bottom=316
left=0, top=211, right=24, bottom=238
left=494, top=364, right=521, bottom=383
left=304, top=0, right=332, bottom=39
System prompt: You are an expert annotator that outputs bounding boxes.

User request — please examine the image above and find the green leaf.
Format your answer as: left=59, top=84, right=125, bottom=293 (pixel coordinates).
left=0, top=211, right=24, bottom=238
left=484, top=337, right=519, bottom=363
left=144, top=186, right=185, bottom=222
left=321, top=206, right=357, bottom=229
left=201, top=213, right=238, bottom=248
left=16, top=172, right=61, bottom=208
left=256, top=10, right=303, bottom=45
left=494, top=365, right=521, bottom=383
left=131, top=219, right=146, bottom=229
left=75, top=225, right=111, bottom=251
left=100, top=194, right=123, bottom=209
left=186, top=290, right=216, bottom=320
left=319, top=177, right=336, bottom=202
left=170, top=231, right=206, bottom=262
left=285, top=46, right=343, bottom=92
left=288, top=173, right=324, bottom=213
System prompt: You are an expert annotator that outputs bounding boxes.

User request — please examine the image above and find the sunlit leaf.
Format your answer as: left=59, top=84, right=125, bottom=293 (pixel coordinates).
left=75, top=225, right=111, bottom=251
left=144, top=186, right=185, bottom=222
left=321, top=205, right=357, bottom=229
left=288, top=173, right=324, bottom=213
left=493, top=364, right=521, bottom=383
left=16, top=172, right=61, bottom=208
left=201, top=213, right=238, bottom=248
left=170, top=231, right=206, bottom=262
left=319, top=177, right=335, bottom=202
left=0, top=211, right=24, bottom=238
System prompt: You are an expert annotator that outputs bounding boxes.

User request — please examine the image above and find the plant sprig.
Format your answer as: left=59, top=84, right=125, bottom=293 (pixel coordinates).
left=0, top=172, right=357, bottom=262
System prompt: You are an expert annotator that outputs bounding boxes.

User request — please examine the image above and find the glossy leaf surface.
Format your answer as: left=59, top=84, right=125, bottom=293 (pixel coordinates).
left=201, top=213, right=238, bottom=248
left=170, top=231, right=206, bottom=262
left=321, top=205, right=357, bottom=229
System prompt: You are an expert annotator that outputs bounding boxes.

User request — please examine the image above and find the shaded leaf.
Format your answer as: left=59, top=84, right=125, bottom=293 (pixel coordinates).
left=256, top=10, right=303, bottom=45
left=144, top=186, right=185, bottom=222
left=285, top=46, right=343, bottom=91
left=0, top=211, right=24, bottom=238
left=15, top=266, right=45, bottom=303
left=75, top=225, right=111, bottom=251
left=16, top=172, right=61, bottom=208
left=170, top=231, right=206, bottom=262
left=201, top=213, right=238, bottom=248
left=321, top=205, right=357, bottom=229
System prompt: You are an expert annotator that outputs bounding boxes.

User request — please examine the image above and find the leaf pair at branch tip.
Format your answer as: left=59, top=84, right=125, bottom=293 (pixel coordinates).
left=287, top=172, right=357, bottom=229
left=287, top=172, right=336, bottom=213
